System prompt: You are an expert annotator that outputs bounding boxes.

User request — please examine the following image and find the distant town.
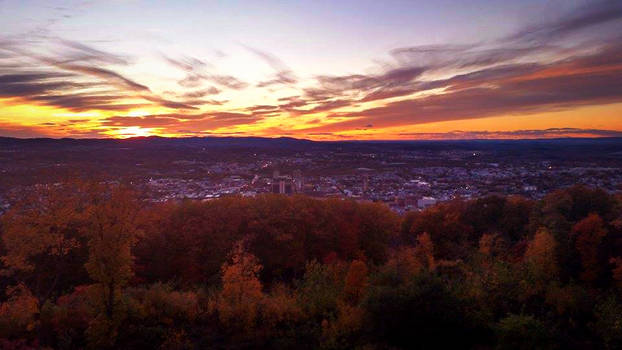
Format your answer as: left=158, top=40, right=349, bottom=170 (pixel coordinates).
left=1, top=136, right=622, bottom=214
left=140, top=148, right=622, bottom=213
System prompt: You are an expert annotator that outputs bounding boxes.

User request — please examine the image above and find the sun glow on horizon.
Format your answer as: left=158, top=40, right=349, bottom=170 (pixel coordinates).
left=106, top=126, right=156, bottom=139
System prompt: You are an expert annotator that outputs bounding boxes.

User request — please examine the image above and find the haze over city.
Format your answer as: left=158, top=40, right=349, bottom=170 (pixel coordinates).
left=1, top=0, right=622, bottom=140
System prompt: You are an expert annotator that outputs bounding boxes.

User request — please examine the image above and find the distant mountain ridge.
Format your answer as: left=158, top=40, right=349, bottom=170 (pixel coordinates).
left=2, top=135, right=622, bottom=155
left=2, top=135, right=622, bottom=143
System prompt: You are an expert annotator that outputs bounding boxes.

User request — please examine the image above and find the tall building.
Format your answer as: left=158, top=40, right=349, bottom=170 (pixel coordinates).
left=271, top=176, right=294, bottom=195
left=293, top=169, right=303, bottom=192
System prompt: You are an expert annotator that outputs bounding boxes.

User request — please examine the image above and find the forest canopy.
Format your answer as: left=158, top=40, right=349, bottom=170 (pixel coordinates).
left=1, top=183, right=622, bottom=349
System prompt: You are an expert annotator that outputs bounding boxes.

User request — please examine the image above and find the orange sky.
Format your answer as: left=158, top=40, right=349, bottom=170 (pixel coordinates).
left=1, top=1, right=622, bottom=140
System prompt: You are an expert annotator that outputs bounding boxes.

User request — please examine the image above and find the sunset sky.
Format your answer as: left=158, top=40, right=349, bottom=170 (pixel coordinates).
left=1, top=0, right=622, bottom=140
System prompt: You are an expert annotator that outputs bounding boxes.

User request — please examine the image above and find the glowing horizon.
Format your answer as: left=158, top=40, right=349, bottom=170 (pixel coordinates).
left=2, top=1, right=622, bottom=140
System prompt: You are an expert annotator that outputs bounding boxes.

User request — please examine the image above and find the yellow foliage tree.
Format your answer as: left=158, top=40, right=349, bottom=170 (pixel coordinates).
left=216, top=241, right=264, bottom=330
left=261, top=283, right=302, bottom=334
left=83, top=186, right=139, bottom=348
left=525, top=228, right=557, bottom=273
left=321, top=301, right=365, bottom=349
left=524, top=227, right=558, bottom=294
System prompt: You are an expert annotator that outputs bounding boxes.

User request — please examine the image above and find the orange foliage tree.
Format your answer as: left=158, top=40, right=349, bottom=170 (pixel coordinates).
left=342, top=260, right=368, bottom=305
left=82, top=185, right=140, bottom=348
left=0, top=284, right=39, bottom=339
left=525, top=228, right=558, bottom=275
left=215, top=241, right=264, bottom=330
left=1, top=183, right=90, bottom=303
left=523, top=227, right=558, bottom=296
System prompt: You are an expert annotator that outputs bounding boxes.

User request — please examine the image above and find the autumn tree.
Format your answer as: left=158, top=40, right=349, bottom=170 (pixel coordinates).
left=533, top=186, right=617, bottom=281
left=414, top=232, right=436, bottom=271
left=479, top=233, right=496, bottom=256
left=464, top=196, right=506, bottom=237
left=356, top=201, right=399, bottom=264
left=215, top=241, right=264, bottom=331
left=342, top=260, right=368, bottom=305
left=573, top=213, right=608, bottom=285
left=246, top=195, right=308, bottom=282
left=320, top=300, right=365, bottom=349
left=525, top=228, right=558, bottom=275
left=404, top=201, right=474, bottom=260
left=499, top=196, right=533, bottom=242
left=1, top=183, right=90, bottom=303
left=523, top=227, right=558, bottom=296
left=0, top=284, right=39, bottom=339
left=536, top=185, right=615, bottom=231
left=82, top=185, right=140, bottom=348
left=381, top=246, right=422, bottom=284
left=134, top=197, right=251, bottom=285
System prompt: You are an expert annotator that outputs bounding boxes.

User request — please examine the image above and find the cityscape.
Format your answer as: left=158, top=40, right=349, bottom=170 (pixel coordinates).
left=2, top=137, right=621, bottom=214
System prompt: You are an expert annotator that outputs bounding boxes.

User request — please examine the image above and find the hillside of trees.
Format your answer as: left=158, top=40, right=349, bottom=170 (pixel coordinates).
left=1, top=183, right=622, bottom=349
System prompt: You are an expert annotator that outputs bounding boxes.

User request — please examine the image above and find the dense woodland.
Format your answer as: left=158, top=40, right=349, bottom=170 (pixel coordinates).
left=1, top=183, right=622, bottom=349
